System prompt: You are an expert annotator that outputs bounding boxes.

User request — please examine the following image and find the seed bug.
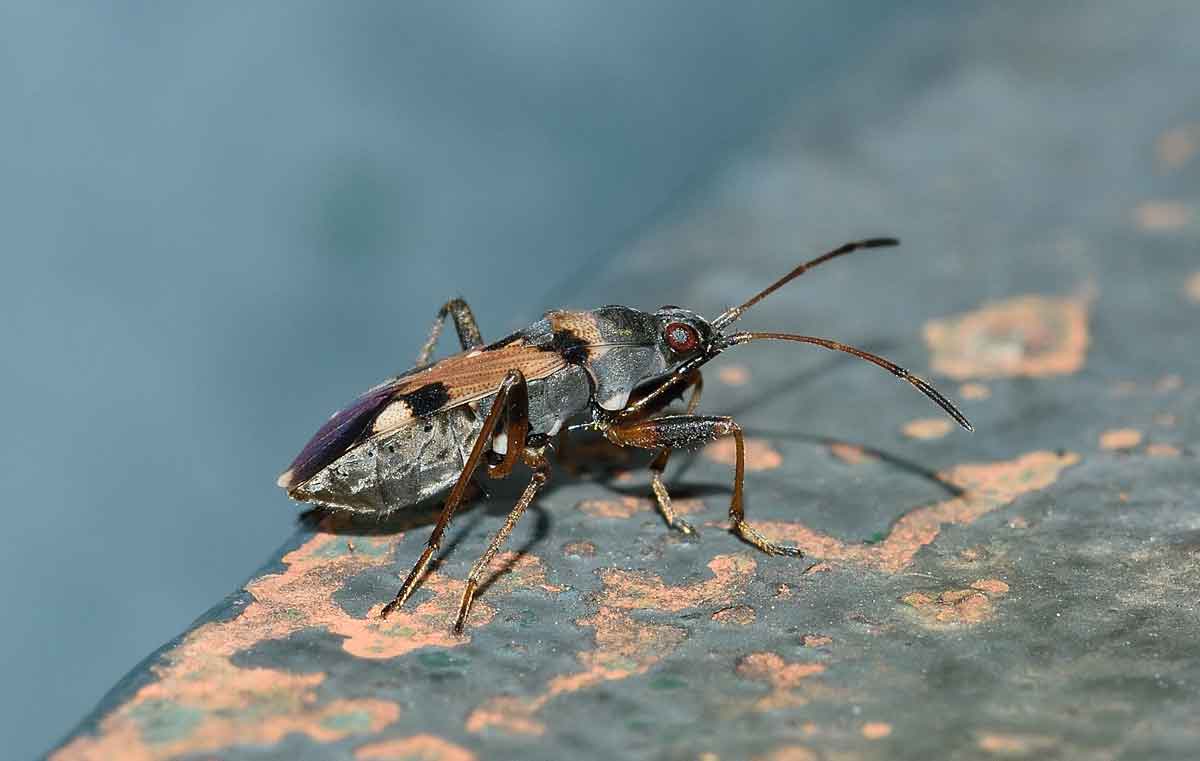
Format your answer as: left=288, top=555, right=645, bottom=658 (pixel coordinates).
left=278, top=238, right=972, bottom=633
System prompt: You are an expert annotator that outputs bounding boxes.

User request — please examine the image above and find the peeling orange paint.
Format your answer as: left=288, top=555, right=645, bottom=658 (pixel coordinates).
left=902, top=418, right=953, bottom=440
left=704, top=437, right=782, bottom=471
left=1135, top=200, right=1192, bottom=231
left=467, top=607, right=687, bottom=735
left=712, top=605, right=757, bottom=625
left=1157, top=124, right=1200, bottom=171
left=577, top=496, right=703, bottom=520
left=977, top=732, right=1057, bottom=755
left=1099, top=428, right=1142, bottom=451
left=53, top=526, right=560, bottom=760
left=902, top=579, right=1008, bottom=627
left=737, top=652, right=825, bottom=709
left=972, top=578, right=1010, bottom=595
left=752, top=747, right=819, bottom=761
left=960, top=382, right=992, bottom=400
left=597, top=554, right=756, bottom=611
left=861, top=722, right=893, bottom=739
left=718, top=364, right=751, bottom=386
left=1187, top=272, right=1200, bottom=304
left=1146, top=443, right=1182, bottom=458
left=924, top=296, right=1089, bottom=380
left=829, top=442, right=874, bottom=465
left=562, top=540, right=597, bottom=557
left=467, top=555, right=756, bottom=735
left=356, top=734, right=477, bottom=761
left=751, top=452, right=1078, bottom=573
left=800, top=634, right=831, bottom=648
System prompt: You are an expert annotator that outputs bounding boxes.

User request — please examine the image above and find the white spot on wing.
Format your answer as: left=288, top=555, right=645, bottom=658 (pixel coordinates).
left=492, top=431, right=508, bottom=454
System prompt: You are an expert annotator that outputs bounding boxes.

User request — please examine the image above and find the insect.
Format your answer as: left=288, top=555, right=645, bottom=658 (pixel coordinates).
left=278, top=238, right=971, bottom=633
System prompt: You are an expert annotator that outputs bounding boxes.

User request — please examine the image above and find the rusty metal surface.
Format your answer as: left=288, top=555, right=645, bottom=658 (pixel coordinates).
left=51, top=4, right=1200, bottom=760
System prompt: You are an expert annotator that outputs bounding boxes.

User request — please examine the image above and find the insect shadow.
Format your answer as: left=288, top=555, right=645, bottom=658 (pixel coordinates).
left=298, top=476, right=556, bottom=591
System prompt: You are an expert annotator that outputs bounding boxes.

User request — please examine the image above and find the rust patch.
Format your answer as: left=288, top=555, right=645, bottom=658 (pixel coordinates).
left=1146, top=443, right=1182, bottom=458
left=718, top=364, right=751, bottom=385
left=923, top=295, right=1089, bottom=380
left=1157, top=124, right=1200, bottom=171
left=800, top=634, right=832, bottom=648
left=704, top=437, right=782, bottom=471
left=597, top=554, right=756, bottom=611
left=356, top=734, right=476, bottom=761
left=1135, top=200, right=1193, bottom=232
left=1099, top=428, right=1143, bottom=451
left=562, top=540, right=597, bottom=557
left=972, top=578, right=1010, bottom=595
left=751, top=451, right=1077, bottom=573
left=1187, top=272, right=1200, bottom=304
left=737, top=652, right=826, bottom=710
left=52, top=526, right=560, bottom=761
left=902, top=579, right=1008, bottom=627
left=829, top=442, right=874, bottom=465
left=577, top=496, right=703, bottom=520
left=977, top=732, right=1058, bottom=755
left=752, top=747, right=819, bottom=761
left=467, top=556, right=749, bottom=735
left=467, top=607, right=687, bottom=736
left=712, top=605, right=757, bottom=625
left=902, top=418, right=953, bottom=440
left=959, top=382, right=992, bottom=400
left=861, top=722, right=893, bottom=739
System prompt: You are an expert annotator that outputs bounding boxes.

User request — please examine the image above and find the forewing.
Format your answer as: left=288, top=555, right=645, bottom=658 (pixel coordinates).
left=277, top=383, right=398, bottom=490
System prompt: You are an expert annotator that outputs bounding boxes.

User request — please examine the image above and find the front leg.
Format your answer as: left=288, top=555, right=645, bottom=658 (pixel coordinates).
left=619, top=370, right=704, bottom=536
left=604, top=414, right=803, bottom=557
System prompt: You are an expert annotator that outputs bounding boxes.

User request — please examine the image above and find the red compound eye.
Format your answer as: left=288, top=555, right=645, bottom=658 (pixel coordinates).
left=664, top=322, right=699, bottom=353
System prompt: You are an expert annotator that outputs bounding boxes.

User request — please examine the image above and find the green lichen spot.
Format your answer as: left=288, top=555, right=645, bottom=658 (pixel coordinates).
left=863, top=530, right=888, bottom=545
left=418, top=650, right=469, bottom=670
left=649, top=674, right=688, bottom=690
left=128, top=700, right=203, bottom=745
left=321, top=709, right=374, bottom=734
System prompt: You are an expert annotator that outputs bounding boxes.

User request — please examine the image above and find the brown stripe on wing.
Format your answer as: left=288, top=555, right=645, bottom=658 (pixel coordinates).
left=370, top=340, right=569, bottom=434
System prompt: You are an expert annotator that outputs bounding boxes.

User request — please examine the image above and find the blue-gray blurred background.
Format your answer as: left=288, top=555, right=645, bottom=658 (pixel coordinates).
left=6, top=2, right=1198, bottom=757
left=1, top=2, right=901, bottom=756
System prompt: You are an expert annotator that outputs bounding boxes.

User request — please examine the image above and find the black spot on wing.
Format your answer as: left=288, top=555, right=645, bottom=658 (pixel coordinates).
left=547, top=328, right=589, bottom=364
left=395, top=381, right=450, bottom=417
left=283, top=384, right=397, bottom=488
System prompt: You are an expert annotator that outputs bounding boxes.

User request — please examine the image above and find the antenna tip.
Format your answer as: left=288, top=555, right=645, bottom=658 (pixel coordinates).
left=862, top=237, right=900, bottom=248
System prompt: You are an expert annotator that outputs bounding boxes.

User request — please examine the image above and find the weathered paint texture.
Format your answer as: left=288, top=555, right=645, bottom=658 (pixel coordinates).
left=51, top=7, right=1200, bottom=759
left=923, top=295, right=1090, bottom=379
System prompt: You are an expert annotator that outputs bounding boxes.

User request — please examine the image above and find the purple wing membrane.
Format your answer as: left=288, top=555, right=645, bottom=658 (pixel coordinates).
left=279, top=384, right=397, bottom=489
